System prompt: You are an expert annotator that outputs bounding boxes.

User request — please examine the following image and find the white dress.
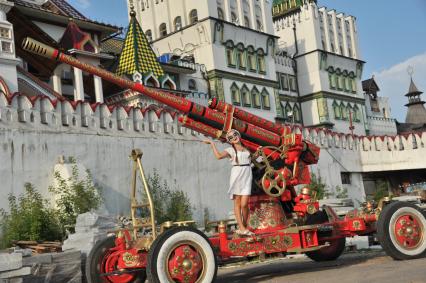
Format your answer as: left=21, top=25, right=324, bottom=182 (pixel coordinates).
left=224, top=147, right=253, bottom=199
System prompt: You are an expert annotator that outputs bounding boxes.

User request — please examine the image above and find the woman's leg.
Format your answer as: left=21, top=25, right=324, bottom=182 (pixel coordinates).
left=240, top=195, right=249, bottom=228
left=233, top=195, right=245, bottom=231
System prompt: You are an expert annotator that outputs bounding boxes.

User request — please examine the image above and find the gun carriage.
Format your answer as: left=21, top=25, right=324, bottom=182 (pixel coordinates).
left=22, top=38, right=426, bottom=283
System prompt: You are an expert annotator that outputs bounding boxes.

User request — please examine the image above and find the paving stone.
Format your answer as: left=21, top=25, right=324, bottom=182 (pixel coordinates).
left=0, top=254, right=22, bottom=272
left=63, top=212, right=118, bottom=256
left=22, top=254, right=52, bottom=266
left=0, top=278, right=23, bottom=283
left=11, top=249, right=32, bottom=258
left=0, top=267, right=31, bottom=279
left=346, top=235, right=370, bottom=250
left=51, top=250, right=81, bottom=264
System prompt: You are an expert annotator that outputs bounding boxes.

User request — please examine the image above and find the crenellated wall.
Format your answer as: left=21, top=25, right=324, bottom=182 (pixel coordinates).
left=1, top=92, right=426, bottom=222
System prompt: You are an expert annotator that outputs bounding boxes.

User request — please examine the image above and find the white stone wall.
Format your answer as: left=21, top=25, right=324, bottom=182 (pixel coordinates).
left=0, top=93, right=233, bottom=223
left=1, top=92, right=426, bottom=222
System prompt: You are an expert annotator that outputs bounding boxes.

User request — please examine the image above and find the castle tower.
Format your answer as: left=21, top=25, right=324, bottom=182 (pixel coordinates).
left=404, top=76, right=426, bottom=124
left=116, top=5, right=166, bottom=86
left=0, top=0, right=20, bottom=93
left=272, top=0, right=366, bottom=135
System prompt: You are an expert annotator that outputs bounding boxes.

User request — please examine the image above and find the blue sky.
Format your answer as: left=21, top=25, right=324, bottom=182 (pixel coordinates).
left=69, top=0, right=426, bottom=121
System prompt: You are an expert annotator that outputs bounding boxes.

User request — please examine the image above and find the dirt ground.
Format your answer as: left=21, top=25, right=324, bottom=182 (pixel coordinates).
left=216, top=250, right=426, bottom=283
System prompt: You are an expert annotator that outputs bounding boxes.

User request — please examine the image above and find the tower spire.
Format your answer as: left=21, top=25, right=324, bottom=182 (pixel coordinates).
left=115, top=1, right=165, bottom=79
left=404, top=66, right=426, bottom=124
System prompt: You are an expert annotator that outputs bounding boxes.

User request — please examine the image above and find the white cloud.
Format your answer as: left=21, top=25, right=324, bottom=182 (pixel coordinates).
left=373, top=52, right=426, bottom=122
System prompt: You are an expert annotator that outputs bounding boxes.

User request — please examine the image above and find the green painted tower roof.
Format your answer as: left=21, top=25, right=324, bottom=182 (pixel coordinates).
left=115, top=9, right=164, bottom=78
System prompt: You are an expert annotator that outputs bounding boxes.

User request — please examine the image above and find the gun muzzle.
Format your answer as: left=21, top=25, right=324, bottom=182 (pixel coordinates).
left=21, top=37, right=57, bottom=60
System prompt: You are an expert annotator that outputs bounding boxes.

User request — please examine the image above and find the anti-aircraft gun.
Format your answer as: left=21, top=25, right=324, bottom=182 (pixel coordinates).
left=22, top=38, right=426, bottom=283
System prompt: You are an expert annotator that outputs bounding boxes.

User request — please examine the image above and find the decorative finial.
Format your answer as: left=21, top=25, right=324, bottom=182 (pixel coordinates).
left=407, top=65, right=414, bottom=78
left=129, top=0, right=136, bottom=17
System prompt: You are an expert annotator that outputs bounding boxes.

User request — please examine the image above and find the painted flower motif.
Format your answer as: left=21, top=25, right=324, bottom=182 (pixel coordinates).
left=268, top=218, right=277, bottom=227
left=249, top=215, right=260, bottom=229
left=283, top=236, right=293, bottom=247
left=228, top=242, right=237, bottom=251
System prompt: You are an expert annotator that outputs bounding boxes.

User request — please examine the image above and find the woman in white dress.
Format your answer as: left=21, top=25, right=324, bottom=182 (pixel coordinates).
left=203, top=130, right=253, bottom=236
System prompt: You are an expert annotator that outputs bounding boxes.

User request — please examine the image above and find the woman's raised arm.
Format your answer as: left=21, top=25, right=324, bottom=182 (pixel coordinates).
left=203, top=140, right=230, bottom=160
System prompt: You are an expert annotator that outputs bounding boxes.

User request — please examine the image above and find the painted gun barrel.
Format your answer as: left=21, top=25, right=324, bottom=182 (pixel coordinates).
left=209, top=97, right=290, bottom=136
left=21, top=37, right=283, bottom=147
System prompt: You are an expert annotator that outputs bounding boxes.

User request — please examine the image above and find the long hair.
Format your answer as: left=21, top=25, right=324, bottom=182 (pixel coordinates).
left=232, top=144, right=239, bottom=165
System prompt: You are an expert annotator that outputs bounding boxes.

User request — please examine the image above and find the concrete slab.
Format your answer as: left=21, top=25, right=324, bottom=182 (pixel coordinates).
left=22, top=254, right=52, bottom=266
left=0, top=254, right=22, bottom=272
left=51, top=250, right=81, bottom=264
left=0, top=267, right=31, bottom=279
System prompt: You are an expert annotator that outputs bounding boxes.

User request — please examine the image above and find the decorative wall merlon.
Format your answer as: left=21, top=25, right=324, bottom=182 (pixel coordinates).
left=1, top=92, right=426, bottom=155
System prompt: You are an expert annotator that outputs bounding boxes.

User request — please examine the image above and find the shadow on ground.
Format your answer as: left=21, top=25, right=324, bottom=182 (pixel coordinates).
left=216, top=251, right=386, bottom=283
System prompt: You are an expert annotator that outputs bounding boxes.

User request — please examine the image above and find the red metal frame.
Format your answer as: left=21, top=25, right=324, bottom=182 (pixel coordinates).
left=21, top=38, right=382, bottom=283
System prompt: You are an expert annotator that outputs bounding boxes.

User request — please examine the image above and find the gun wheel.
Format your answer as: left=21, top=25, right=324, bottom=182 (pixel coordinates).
left=261, top=169, right=286, bottom=197
left=86, top=235, right=146, bottom=283
left=147, top=227, right=217, bottom=283
left=305, top=211, right=345, bottom=262
left=378, top=201, right=426, bottom=260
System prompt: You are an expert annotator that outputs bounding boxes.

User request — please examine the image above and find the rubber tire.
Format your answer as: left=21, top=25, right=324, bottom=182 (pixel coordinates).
left=377, top=201, right=426, bottom=260
left=147, top=227, right=218, bottom=283
left=85, top=235, right=147, bottom=283
left=305, top=211, right=346, bottom=262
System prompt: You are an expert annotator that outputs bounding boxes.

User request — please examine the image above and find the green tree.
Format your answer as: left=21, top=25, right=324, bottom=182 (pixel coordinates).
left=335, top=186, right=348, bottom=199
left=373, top=180, right=389, bottom=202
left=49, top=162, right=103, bottom=234
left=307, top=172, right=330, bottom=200
left=0, top=183, right=62, bottom=248
left=146, top=169, right=193, bottom=224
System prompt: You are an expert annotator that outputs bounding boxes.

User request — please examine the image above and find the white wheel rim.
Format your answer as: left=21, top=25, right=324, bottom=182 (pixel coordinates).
left=155, top=231, right=216, bottom=283
left=388, top=206, right=426, bottom=256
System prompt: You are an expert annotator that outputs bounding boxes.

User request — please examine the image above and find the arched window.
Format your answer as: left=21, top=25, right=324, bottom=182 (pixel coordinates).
left=231, top=83, right=241, bottom=106
left=345, top=76, right=351, bottom=92
left=145, top=77, right=157, bottom=87
left=231, top=11, right=238, bottom=23
left=247, top=46, right=256, bottom=71
left=236, top=44, right=246, bottom=70
left=353, top=105, right=360, bottom=122
left=189, top=9, right=198, bottom=24
left=241, top=85, right=251, bottom=107
left=159, top=23, right=167, bottom=37
left=217, top=7, right=224, bottom=20
left=257, top=49, right=266, bottom=73
left=293, top=104, right=301, bottom=123
left=244, top=16, right=250, bottom=28
left=174, top=16, right=182, bottom=31
left=340, top=102, right=348, bottom=120
left=333, top=100, right=341, bottom=119
left=188, top=79, right=197, bottom=91
left=261, top=89, right=270, bottom=109
left=163, top=80, right=174, bottom=90
left=225, top=41, right=236, bottom=67
left=146, top=29, right=152, bottom=42
left=346, top=104, right=353, bottom=120
left=252, top=87, right=261, bottom=108
left=351, top=78, right=357, bottom=92
left=329, top=71, right=337, bottom=89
